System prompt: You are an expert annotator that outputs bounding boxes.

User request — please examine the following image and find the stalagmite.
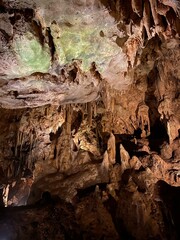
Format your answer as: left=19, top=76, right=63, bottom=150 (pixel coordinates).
left=3, top=184, right=9, bottom=207
left=107, top=133, right=116, bottom=165
left=129, top=156, right=142, bottom=170
left=101, top=150, right=110, bottom=171
left=120, top=144, right=130, bottom=173
left=0, top=0, right=179, bottom=238
left=94, top=185, right=101, bottom=199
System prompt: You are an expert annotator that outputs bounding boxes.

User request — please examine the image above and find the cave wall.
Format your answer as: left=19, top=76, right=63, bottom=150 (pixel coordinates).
left=0, top=0, right=180, bottom=239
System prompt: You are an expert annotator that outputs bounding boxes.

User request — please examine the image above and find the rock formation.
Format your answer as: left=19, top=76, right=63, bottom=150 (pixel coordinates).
left=0, top=0, right=179, bottom=239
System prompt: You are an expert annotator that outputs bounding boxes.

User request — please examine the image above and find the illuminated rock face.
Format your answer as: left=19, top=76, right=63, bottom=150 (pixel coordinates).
left=33, top=0, right=127, bottom=74
left=0, top=0, right=130, bottom=109
left=47, top=1, right=129, bottom=87
left=0, top=0, right=127, bottom=79
left=13, top=33, right=51, bottom=76
left=1, top=35, right=50, bottom=80
left=0, top=0, right=180, bottom=239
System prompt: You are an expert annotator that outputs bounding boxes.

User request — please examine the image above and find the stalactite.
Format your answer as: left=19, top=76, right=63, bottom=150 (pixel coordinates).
left=102, top=83, right=112, bottom=111
left=167, top=115, right=180, bottom=144
left=107, top=133, right=116, bottom=165
left=156, top=1, right=170, bottom=16
left=15, top=130, right=24, bottom=157
left=62, top=105, right=66, bottom=120
left=28, top=129, right=36, bottom=171
left=115, top=0, right=120, bottom=14
left=58, top=105, right=62, bottom=114
left=131, top=0, right=143, bottom=17
left=7, top=162, right=14, bottom=179
left=137, top=103, right=150, bottom=137
left=16, top=154, right=24, bottom=177
left=119, top=0, right=131, bottom=23
left=81, top=104, right=85, bottom=121
left=30, top=130, right=34, bottom=152
left=85, top=102, right=88, bottom=113
left=45, top=107, right=49, bottom=116
left=15, top=132, right=19, bottom=157
left=93, top=101, right=97, bottom=117
left=87, top=102, right=92, bottom=126
left=159, top=0, right=180, bottom=18
left=34, top=8, right=47, bottom=42
left=158, top=97, right=172, bottom=119
left=149, top=0, right=165, bottom=33
left=19, top=132, right=24, bottom=160
left=125, top=35, right=142, bottom=68
left=66, top=104, right=73, bottom=135
left=111, top=97, right=115, bottom=113
left=143, top=0, right=153, bottom=39
left=7, top=165, right=11, bottom=179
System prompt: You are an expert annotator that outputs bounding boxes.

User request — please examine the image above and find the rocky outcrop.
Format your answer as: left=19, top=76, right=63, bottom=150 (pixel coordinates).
left=0, top=0, right=180, bottom=239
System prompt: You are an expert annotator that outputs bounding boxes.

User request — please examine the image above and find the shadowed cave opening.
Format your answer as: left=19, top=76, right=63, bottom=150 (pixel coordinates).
left=148, top=119, right=169, bottom=153
left=154, top=181, right=180, bottom=240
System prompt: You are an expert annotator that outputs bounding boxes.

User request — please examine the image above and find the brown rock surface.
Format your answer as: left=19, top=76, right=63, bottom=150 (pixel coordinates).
left=0, top=0, right=180, bottom=239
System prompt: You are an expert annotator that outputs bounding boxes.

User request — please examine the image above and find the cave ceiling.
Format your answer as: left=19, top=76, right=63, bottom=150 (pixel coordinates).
left=0, top=0, right=179, bottom=109
left=0, top=0, right=128, bottom=108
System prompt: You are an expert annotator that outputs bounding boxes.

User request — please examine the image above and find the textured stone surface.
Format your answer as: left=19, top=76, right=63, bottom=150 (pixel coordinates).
left=0, top=0, right=180, bottom=239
